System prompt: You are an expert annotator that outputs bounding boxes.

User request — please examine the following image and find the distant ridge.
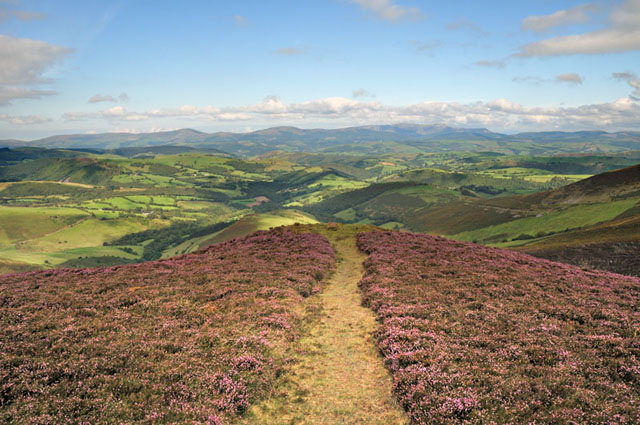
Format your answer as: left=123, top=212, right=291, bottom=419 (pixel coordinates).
left=2, top=124, right=640, bottom=156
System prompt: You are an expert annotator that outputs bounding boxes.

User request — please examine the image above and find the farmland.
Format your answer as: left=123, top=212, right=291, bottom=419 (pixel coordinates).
left=0, top=146, right=639, bottom=276
left=5, top=0, right=640, bottom=420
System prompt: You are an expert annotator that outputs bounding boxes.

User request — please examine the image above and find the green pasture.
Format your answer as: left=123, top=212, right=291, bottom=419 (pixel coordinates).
left=19, top=217, right=154, bottom=252
left=0, top=206, right=89, bottom=247
left=454, top=198, right=639, bottom=243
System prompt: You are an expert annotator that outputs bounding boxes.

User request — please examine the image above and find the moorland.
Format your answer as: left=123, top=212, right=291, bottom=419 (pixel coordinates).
left=1, top=125, right=640, bottom=424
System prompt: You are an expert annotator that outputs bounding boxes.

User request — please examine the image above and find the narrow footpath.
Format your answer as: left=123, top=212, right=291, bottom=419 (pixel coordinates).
left=242, top=230, right=407, bottom=424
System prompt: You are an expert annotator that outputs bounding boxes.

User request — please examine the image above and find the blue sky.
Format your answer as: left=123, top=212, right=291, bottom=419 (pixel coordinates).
left=1, top=0, right=639, bottom=138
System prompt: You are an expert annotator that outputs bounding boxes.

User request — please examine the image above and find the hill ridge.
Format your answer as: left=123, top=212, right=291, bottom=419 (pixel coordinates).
left=4, top=124, right=640, bottom=156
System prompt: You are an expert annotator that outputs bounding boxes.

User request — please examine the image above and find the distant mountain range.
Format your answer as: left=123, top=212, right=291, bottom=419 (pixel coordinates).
left=3, top=124, right=640, bottom=157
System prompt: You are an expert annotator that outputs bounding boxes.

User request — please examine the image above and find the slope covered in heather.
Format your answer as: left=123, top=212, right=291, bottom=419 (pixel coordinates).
left=357, top=231, right=640, bottom=424
left=0, top=229, right=335, bottom=424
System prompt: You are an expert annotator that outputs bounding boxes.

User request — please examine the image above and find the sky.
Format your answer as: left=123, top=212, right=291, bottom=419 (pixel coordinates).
left=0, top=0, right=639, bottom=139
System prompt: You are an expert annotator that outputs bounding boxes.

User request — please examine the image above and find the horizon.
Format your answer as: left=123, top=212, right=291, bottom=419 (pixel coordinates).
left=4, top=122, right=640, bottom=143
left=1, top=0, right=639, bottom=139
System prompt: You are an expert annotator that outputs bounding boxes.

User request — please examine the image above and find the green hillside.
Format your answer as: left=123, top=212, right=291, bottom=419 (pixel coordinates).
left=0, top=146, right=638, bottom=277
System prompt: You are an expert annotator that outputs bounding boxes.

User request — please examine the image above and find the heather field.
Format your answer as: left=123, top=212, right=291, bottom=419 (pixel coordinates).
left=0, top=229, right=335, bottom=424
left=357, top=231, right=640, bottom=424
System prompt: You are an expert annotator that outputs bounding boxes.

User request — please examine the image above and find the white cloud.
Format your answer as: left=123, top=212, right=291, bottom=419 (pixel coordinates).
left=556, top=73, right=583, bottom=84
left=474, top=60, right=505, bottom=68
left=0, top=113, right=51, bottom=125
left=512, top=76, right=545, bottom=85
left=412, top=40, right=444, bottom=55
left=233, top=15, right=248, bottom=26
left=0, top=86, right=55, bottom=105
left=0, top=1, right=45, bottom=23
left=0, top=35, right=71, bottom=85
left=613, top=72, right=640, bottom=99
left=88, top=93, right=129, bottom=103
left=89, top=94, right=113, bottom=103
left=522, top=3, right=598, bottom=32
left=0, top=35, right=70, bottom=105
left=60, top=95, right=640, bottom=132
left=273, top=47, right=304, bottom=56
left=353, top=88, right=375, bottom=98
left=518, top=0, right=640, bottom=56
left=351, top=0, right=424, bottom=22
left=11, top=10, right=45, bottom=21
left=446, top=19, right=487, bottom=35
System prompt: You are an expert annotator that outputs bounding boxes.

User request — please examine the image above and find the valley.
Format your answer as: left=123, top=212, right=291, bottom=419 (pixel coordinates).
left=4, top=1, right=640, bottom=423
left=1, top=135, right=639, bottom=277
left=1, top=127, right=640, bottom=424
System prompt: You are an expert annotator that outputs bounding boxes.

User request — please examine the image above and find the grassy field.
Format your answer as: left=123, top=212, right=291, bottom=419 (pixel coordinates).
left=194, top=210, right=319, bottom=250
left=454, top=199, right=638, bottom=244
left=0, top=147, right=637, bottom=274
left=20, top=217, right=153, bottom=252
left=477, top=167, right=592, bottom=183
left=0, top=206, right=89, bottom=246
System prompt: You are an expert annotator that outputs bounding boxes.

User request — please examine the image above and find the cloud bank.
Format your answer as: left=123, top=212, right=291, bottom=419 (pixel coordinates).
left=521, top=3, right=598, bottom=32
left=61, top=95, right=640, bottom=132
left=0, top=1, right=45, bottom=23
left=88, top=93, right=130, bottom=103
left=556, top=73, right=583, bottom=84
left=0, top=113, right=51, bottom=125
left=613, top=72, right=640, bottom=100
left=0, top=35, right=71, bottom=104
left=351, top=0, right=423, bottom=22
left=519, top=0, right=640, bottom=56
left=273, top=47, right=305, bottom=56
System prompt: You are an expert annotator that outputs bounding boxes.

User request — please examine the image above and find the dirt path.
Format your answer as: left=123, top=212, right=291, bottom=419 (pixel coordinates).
left=242, top=230, right=407, bottom=424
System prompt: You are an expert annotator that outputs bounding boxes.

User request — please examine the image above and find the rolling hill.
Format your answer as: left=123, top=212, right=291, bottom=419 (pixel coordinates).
left=407, top=164, right=640, bottom=237
left=0, top=229, right=336, bottom=424
left=357, top=230, right=640, bottom=424
left=406, top=164, right=640, bottom=275
left=1, top=224, right=639, bottom=424
left=0, top=143, right=638, bottom=277
left=3, top=125, right=640, bottom=157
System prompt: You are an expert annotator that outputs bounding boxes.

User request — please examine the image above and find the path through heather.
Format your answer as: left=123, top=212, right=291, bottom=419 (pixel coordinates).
left=242, top=230, right=407, bottom=424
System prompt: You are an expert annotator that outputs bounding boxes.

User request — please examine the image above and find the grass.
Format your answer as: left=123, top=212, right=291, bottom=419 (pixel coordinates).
left=17, top=217, right=153, bottom=253
left=335, top=208, right=357, bottom=221
left=1, top=149, right=636, bottom=277
left=126, top=195, right=152, bottom=203
left=393, top=185, right=460, bottom=204
left=176, top=200, right=233, bottom=214
left=0, top=245, right=143, bottom=269
left=0, top=258, right=40, bottom=275
left=0, top=206, right=89, bottom=246
left=308, top=175, right=367, bottom=190
left=151, top=195, right=175, bottom=206
left=195, top=210, right=319, bottom=248
left=242, top=224, right=406, bottom=425
left=475, top=167, right=591, bottom=183
left=454, top=198, right=639, bottom=243
left=112, top=173, right=192, bottom=187
left=524, top=174, right=592, bottom=183
left=78, top=201, right=114, bottom=209
left=101, top=197, right=146, bottom=210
